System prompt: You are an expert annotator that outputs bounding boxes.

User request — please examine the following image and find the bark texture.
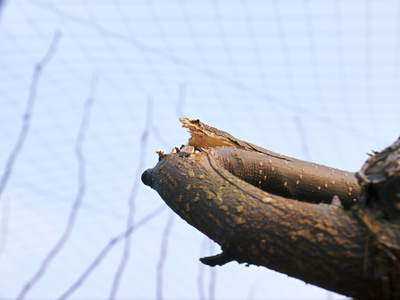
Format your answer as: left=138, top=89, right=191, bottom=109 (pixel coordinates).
left=141, top=118, right=400, bottom=299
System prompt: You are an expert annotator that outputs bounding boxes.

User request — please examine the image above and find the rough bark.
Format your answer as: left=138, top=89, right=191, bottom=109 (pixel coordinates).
left=141, top=118, right=400, bottom=299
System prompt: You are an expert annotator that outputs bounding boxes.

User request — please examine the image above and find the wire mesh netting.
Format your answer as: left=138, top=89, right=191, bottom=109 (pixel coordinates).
left=1, top=0, right=399, bottom=299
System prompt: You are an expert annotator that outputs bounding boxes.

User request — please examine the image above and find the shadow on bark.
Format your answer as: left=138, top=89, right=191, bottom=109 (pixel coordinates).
left=142, top=118, right=400, bottom=300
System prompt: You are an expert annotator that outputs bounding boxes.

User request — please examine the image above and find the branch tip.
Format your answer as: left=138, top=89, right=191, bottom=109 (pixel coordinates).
left=141, top=169, right=153, bottom=187
left=200, top=251, right=234, bottom=267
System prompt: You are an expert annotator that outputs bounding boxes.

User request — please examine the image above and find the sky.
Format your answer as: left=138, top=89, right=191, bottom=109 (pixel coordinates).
left=0, top=0, right=400, bottom=299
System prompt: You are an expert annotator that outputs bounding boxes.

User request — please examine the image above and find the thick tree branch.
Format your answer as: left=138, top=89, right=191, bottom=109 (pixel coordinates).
left=141, top=119, right=400, bottom=299
left=356, top=137, right=400, bottom=220
left=180, top=118, right=360, bottom=209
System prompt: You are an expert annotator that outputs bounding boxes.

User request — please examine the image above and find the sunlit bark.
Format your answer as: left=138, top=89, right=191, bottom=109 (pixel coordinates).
left=142, top=118, right=400, bottom=299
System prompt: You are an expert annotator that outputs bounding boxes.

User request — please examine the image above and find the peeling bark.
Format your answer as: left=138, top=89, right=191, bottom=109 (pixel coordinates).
left=142, top=118, right=400, bottom=299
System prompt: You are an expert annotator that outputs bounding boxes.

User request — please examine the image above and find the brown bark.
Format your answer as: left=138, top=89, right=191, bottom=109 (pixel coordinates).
left=141, top=118, right=400, bottom=299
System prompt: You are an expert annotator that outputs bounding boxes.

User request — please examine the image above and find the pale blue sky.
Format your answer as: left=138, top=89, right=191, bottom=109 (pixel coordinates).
left=0, top=0, right=399, bottom=299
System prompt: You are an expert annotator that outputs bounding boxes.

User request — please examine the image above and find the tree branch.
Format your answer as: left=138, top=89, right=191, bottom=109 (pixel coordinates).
left=142, top=118, right=400, bottom=299
left=179, top=118, right=360, bottom=209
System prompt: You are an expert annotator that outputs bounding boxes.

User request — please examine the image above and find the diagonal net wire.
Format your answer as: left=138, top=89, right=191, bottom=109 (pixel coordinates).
left=156, top=212, right=175, bottom=300
left=16, top=74, right=97, bottom=300
left=108, top=98, right=153, bottom=300
left=58, top=205, right=166, bottom=300
left=29, top=0, right=374, bottom=142
left=154, top=84, right=186, bottom=300
left=0, top=31, right=61, bottom=259
left=0, top=194, right=10, bottom=260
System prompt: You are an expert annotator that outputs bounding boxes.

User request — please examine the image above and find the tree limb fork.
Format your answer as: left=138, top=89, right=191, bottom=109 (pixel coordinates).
left=142, top=118, right=400, bottom=299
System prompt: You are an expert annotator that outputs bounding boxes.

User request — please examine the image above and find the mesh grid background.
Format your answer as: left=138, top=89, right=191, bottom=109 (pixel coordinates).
left=1, top=0, right=400, bottom=299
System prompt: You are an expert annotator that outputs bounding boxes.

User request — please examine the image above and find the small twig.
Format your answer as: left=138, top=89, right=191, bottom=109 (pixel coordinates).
left=0, top=30, right=61, bottom=202
left=156, top=212, right=174, bottom=300
left=200, top=251, right=233, bottom=267
left=0, top=31, right=61, bottom=258
left=58, top=205, right=165, bottom=300
left=108, top=98, right=153, bottom=300
left=16, top=74, right=96, bottom=300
